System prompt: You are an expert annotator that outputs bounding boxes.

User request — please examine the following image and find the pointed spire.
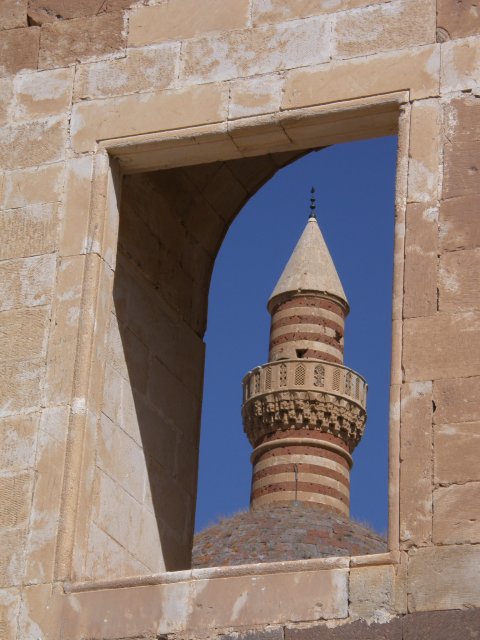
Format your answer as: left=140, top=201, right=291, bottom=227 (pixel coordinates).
left=268, top=199, right=348, bottom=312
left=309, top=186, right=316, bottom=220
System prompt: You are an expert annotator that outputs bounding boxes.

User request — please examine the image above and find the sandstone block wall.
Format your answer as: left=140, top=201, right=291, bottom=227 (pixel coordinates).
left=0, top=0, right=479, bottom=638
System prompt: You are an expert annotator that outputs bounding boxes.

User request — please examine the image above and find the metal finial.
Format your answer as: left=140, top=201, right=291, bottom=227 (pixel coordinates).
left=309, top=186, right=316, bottom=220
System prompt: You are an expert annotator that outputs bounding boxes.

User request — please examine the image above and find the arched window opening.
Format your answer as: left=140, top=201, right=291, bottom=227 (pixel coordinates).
left=194, top=138, right=396, bottom=566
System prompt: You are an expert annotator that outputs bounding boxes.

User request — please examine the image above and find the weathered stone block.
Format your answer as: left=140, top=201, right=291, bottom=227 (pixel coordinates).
left=38, top=11, right=125, bottom=69
left=92, top=468, right=165, bottom=573
left=443, top=141, right=480, bottom=200
left=44, top=255, right=85, bottom=405
left=433, top=482, right=480, bottom=544
left=0, top=412, right=38, bottom=471
left=0, top=117, right=66, bottom=170
left=0, top=307, right=49, bottom=362
left=0, top=203, right=58, bottom=261
left=434, top=422, right=480, bottom=484
left=283, top=46, right=440, bottom=110
left=28, top=0, right=122, bottom=23
left=252, top=0, right=389, bottom=26
left=439, top=248, right=480, bottom=313
left=408, top=545, right=480, bottom=611
left=334, top=0, right=435, bottom=60
left=0, top=26, right=39, bottom=76
left=441, top=36, right=480, bottom=94
left=0, top=254, right=56, bottom=312
left=97, top=412, right=146, bottom=503
left=399, top=382, right=433, bottom=546
left=24, top=427, right=66, bottom=583
left=440, top=195, right=480, bottom=252
left=0, top=587, right=21, bottom=640
left=433, top=376, right=480, bottom=424
left=85, top=521, right=148, bottom=580
left=403, top=312, right=480, bottom=381
left=180, top=16, right=332, bottom=84
left=0, top=0, right=26, bottom=30
left=129, top=0, right=250, bottom=47
left=2, top=162, right=64, bottom=209
left=407, top=99, right=441, bottom=203
left=286, top=617, right=403, bottom=639
left=444, top=96, right=480, bottom=143
left=71, top=84, right=228, bottom=153
left=403, top=608, right=480, bottom=639
left=349, top=564, right=396, bottom=622
left=189, top=569, right=348, bottom=629
left=74, top=43, right=179, bottom=101
left=0, top=77, right=13, bottom=125
left=437, top=0, right=480, bottom=40
left=0, top=528, right=27, bottom=587
left=0, top=471, right=33, bottom=528
left=0, top=359, right=44, bottom=418
left=58, top=155, right=93, bottom=256
left=13, top=67, right=73, bottom=122
left=229, top=74, right=284, bottom=120
left=403, top=204, right=438, bottom=318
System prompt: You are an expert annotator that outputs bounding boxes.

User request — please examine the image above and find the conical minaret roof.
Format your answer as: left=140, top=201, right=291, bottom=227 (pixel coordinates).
left=268, top=210, right=348, bottom=312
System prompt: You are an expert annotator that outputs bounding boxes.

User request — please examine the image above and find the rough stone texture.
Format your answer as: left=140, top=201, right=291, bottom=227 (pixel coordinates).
left=192, top=504, right=386, bottom=567
left=433, top=376, right=480, bottom=424
left=13, top=68, right=73, bottom=121
left=439, top=195, right=480, bottom=252
left=437, top=0, right=480, bottom=40
left=441, top=37, right=480, bottom=94
left=252, top=0, right=389, bottom=25
left=27, top=0, right=134, bottom=24
left=283, top=46, right=440, bottom=110
left=129, top=0, right=251, bottom=46
left=403, top=204, right=438, bottom=318
left=438, top=248, right=480, bottom=313
left=334, top=0, right=435, bottom=60
left=0, top=118, right=66, bottom=170
left=2, top=163, right=64, bottom=209
left=0, top=26, right=39, bottom=76
left=73, top=43, right=179, bottom=100
left=433, top=483, right=480, bottom=544
left=0, top=0, right=27, bottom=30
left=399, top=382, right=432, bottom=547
left=38, top=11, right=126, bottom=69
left=434, top=422, right=480, bottom=484
left=403, top=608, right=480, bottom=639
left=286, top=617, right=403, bottom=639
left=180, top=17, right=332, bottom=84
left=408, top=545, right=480, bottom=611
left=71, top=84, right=229, bottom=153
left=403, top=312, right=480, bottom=381
left=349, top=564, right=396, bottom=622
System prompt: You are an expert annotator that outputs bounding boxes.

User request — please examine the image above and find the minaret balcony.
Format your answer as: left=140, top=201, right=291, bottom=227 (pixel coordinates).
left=242, top=359, right=367, bottom=451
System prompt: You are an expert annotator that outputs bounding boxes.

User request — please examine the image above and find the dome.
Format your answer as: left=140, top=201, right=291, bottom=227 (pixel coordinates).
left=192, top=503, right=386, bottom=568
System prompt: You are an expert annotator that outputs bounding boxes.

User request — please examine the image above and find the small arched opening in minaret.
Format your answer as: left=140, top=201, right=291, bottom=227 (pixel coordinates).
left=193, top=137, right=397, bottom=566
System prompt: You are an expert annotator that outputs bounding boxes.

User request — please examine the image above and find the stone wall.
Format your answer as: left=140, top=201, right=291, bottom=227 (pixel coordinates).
left=0, top=0, right=479, bottom=638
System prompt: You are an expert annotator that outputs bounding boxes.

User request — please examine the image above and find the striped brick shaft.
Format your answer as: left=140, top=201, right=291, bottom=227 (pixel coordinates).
left=250, top=433, right=352, bottom=517
left=269, top=295, right=346, bottom=364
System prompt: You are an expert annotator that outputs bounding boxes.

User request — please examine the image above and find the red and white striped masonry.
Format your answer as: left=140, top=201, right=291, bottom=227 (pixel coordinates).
left=244, top=210, right=366, bottom=517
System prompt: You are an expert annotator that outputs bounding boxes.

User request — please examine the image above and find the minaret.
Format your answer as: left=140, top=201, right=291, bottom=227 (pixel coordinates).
left=242, top=190, right=367, bottom=517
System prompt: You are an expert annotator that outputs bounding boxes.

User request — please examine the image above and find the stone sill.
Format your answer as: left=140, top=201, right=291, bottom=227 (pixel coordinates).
left=65, top=550, right=397, bottom=594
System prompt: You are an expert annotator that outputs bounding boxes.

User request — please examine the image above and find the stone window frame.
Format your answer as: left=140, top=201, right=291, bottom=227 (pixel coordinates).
left=58, top=91, right=411, bottom=590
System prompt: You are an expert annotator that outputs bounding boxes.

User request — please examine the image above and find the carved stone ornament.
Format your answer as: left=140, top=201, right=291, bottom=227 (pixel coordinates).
left=242, top=389, right=366, bottom=451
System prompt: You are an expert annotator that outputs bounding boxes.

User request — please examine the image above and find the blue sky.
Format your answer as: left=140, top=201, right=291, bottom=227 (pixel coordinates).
left=195, top=135, right=397, bottom=535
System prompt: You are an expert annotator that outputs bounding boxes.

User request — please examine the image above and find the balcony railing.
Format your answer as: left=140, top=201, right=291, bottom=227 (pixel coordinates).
left=242, top=359, right=367, bottom=410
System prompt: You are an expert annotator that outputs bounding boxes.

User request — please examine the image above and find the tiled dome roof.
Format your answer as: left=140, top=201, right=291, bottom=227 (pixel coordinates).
left=192, top=503, right=386, bottom=568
